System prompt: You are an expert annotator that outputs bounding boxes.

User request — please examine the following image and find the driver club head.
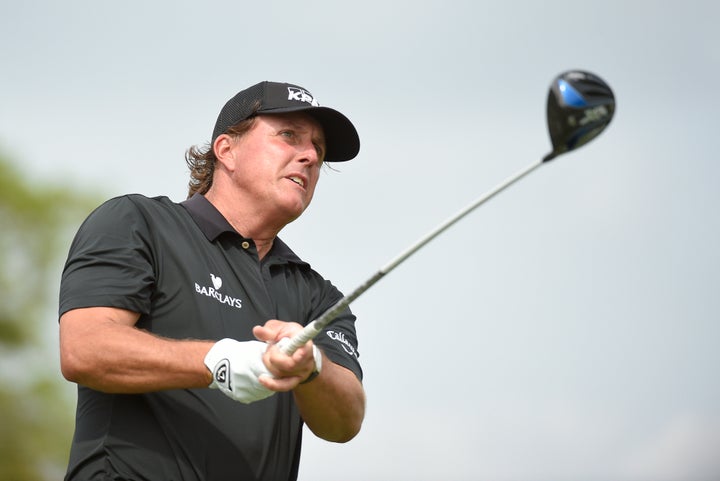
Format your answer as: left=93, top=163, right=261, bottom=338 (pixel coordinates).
left=544, top=70, right=615, bottom=162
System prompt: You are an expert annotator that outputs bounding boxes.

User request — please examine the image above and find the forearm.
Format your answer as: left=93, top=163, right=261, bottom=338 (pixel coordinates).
left=293, top=358, right=365, bottom=443
left=60, top=307, right=213, bottom=393
left=252, top=320, right=366, bottom=441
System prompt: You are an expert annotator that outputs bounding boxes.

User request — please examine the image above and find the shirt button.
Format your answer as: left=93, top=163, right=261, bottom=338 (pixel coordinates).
left=241, top=241, right=250, bottom=249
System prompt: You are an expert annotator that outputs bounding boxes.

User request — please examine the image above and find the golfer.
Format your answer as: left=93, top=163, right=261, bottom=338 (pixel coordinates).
left=59, top=81, right=365, bottom=481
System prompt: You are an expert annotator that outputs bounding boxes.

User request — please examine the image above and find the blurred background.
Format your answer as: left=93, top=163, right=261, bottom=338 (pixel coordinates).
left=2, top=1, right=719, bottom=480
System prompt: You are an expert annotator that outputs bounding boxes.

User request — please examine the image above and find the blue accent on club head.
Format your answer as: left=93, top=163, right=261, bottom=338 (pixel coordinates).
left=558, top=79, right=587, bottom=107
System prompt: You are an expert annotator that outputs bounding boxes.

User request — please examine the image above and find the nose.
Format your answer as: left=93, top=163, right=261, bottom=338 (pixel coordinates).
left=297, top=141, right=322, bottom=166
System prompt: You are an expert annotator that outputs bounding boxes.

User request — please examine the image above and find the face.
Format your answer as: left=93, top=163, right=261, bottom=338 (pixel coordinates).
left=219, top=112, right=326, bottom=223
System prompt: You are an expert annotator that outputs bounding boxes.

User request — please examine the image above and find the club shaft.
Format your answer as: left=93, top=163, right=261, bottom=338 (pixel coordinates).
left=280, top=158, right=545, bottom=355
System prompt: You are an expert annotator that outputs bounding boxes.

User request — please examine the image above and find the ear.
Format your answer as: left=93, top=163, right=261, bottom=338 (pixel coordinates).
left=213, top=134, right=236, bottom=171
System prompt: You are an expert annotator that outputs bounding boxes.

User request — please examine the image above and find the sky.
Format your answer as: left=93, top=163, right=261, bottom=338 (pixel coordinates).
left=2, top=0, right=719, bottom=480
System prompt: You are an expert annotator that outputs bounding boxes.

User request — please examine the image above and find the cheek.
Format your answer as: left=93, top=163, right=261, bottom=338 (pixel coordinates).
left=307, top=171, right=321, bottom=195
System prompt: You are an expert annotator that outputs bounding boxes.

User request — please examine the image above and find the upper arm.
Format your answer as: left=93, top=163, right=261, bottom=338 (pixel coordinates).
left=59, top=306, right=141, bottom=380
left=60, top=306, right=140, bottom=331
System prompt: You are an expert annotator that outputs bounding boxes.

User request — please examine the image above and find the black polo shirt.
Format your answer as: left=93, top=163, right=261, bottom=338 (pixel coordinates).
left=59, top=193, right=362, bottom=481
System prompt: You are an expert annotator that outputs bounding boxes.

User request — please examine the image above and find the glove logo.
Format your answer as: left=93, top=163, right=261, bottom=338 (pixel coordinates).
left=214, top=359, right=230, bottom=389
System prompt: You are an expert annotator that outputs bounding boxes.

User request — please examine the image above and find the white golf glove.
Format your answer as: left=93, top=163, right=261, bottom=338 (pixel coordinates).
left=204, top=338, right=275, bottom=404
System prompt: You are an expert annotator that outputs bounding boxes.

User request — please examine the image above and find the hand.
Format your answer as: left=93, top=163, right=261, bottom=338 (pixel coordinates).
left=204, top=338, right=275, bottom=404
left=253, top=320, right=321, bottom=391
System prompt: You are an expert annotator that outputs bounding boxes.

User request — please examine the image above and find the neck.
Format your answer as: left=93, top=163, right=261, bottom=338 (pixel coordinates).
left=204, top=189, right=286, bottom=260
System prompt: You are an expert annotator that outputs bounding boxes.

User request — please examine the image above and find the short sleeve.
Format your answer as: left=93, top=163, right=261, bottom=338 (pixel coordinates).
left=310, top=281, right=363, bottom=382
left=59, top=196, right=156, bottom=317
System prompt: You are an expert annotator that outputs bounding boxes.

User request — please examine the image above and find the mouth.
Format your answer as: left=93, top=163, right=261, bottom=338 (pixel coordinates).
left=287, top=175, right=306, bottom=188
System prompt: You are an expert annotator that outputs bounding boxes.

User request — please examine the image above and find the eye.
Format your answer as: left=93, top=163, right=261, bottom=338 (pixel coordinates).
left=280, top=130, right=295, bottom=139
left=313, top=142, right=326, bottom=161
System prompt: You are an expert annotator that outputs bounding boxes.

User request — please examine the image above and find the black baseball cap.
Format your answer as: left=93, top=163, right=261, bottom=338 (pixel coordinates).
left=212, top=81, right=360, bottom=162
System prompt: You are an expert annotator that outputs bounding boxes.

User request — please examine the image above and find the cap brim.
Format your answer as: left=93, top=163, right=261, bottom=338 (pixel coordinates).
left=258, top=106, right=360, bottom=162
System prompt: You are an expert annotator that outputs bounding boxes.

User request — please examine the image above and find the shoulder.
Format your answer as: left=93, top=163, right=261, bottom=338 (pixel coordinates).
left=84, top=194, right=179, bottom=225
left=70, top=195, right=189, bottom=249
left=270, top=237, right=310, bottom=268
left=270, top=238, right=347, bottom=302
left=103, top=193, right=176, bottom=213
left=267, top=238, right=344, bottom=295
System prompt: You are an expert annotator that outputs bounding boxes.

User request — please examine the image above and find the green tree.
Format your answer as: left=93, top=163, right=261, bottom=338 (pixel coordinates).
left=0, top=153, right=100, bottom=480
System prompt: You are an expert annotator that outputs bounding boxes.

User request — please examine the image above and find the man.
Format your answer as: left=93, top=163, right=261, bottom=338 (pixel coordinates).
left=59, top=81, right=366, bottom=481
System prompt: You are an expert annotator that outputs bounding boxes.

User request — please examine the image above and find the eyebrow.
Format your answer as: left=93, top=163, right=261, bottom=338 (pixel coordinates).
left=281, top=118, right=326, bottom=144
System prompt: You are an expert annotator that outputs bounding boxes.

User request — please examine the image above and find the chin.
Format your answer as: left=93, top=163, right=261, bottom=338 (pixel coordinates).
left=276, top=192, right=313, bottom=222
left=280, top=203, right=309, bottom=224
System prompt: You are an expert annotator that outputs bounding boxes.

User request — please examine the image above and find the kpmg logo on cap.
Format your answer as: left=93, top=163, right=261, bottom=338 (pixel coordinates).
left=287, top=87, right=320, bottom=106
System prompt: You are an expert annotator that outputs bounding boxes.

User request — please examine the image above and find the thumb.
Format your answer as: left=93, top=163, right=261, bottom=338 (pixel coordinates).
left=252, top=324, right=274, bottom=343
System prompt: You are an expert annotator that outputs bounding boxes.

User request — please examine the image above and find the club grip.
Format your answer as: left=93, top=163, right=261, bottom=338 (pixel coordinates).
left=279, top=321, right=322, bottom=355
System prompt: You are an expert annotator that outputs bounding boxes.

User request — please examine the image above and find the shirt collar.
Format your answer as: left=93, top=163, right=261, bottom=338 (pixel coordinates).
left=181, top=193, right=237, bottom=242
left=180, top=193, right=308, bottom=267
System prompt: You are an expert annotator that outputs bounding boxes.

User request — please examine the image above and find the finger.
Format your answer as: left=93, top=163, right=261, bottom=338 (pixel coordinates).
left=258, top=374, right=302, bottom=392
left=264, top=346, right=303, bottom=372
left=253, top=320, right=303, bottom=343
left=263, top=344, right=314, bottom=379
left=272, top=342, right=312, bottom=368
left=252, top=324, right=274, bottom=343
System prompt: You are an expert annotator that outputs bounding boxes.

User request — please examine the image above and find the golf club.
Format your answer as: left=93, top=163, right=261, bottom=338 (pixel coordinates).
left=279, top=69, right=615, bottom=356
